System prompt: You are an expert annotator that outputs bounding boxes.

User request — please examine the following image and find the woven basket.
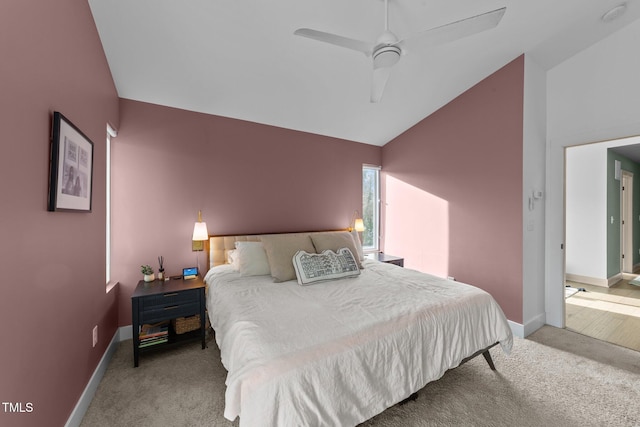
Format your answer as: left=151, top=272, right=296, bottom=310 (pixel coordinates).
left=172, top=313, right=209, bottom=334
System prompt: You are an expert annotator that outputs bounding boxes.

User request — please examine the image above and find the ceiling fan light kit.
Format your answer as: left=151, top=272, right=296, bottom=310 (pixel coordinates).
left=294, top=0, right=506, bottom=103
left=373, top=45, right=401, bottom=69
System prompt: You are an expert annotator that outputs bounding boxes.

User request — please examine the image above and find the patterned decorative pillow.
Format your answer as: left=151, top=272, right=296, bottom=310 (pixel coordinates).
left=293, top=248, right=360, bottom=285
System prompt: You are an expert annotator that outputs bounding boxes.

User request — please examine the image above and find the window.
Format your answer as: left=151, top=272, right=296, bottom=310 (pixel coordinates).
left=106, top=124, right=117, bottom=289
left=362, top=165, right=380, bottom=252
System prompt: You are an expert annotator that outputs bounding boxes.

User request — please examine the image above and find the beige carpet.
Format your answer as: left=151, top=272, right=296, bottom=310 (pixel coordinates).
left=80, top=326, right=640, bottom=427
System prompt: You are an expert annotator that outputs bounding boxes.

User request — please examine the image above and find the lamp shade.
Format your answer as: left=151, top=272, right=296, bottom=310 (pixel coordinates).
left=192, top=221, right=208, bottom=241
left=354, top=218, right=365, bottom=232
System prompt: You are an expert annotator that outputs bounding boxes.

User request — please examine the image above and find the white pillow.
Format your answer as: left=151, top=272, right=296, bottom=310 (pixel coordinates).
left=227, top=249, right=239, bottom=271
left=293, top=248, right=360, bottom=285
left=235, top=242, right=271, bottom=276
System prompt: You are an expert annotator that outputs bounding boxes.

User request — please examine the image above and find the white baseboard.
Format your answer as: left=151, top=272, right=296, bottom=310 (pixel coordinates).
left=507, top=314, right=545, bottom=340
left=566, top=272, right=637, bottom=287
left=119, top=324, right=133, bottom=341
left=64, top=329, right=120, bottom=427
left=608, top=273, right=623, bottom=287
left=523, top=313, right=545, bottom=337
left=565, top=273, right=611, bottom=288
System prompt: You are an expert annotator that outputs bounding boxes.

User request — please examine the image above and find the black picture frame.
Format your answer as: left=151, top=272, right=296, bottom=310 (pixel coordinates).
left=48, top=112, right=94, bottom=212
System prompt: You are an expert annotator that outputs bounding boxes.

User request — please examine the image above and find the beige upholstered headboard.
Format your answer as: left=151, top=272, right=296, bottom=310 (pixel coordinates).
left=208, top=235, right=261, bottom=269
left=207, top=230, right=348, bottom=270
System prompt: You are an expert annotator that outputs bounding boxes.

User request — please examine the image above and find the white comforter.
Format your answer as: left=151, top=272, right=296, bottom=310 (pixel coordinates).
left=205, top=260, right=513, bottom=427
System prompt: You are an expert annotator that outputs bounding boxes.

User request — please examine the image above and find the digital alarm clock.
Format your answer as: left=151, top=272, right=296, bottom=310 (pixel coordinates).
left=182, top=267, right=198, bottom=279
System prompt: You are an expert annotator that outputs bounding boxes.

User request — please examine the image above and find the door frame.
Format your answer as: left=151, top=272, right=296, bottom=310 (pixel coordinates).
left=621, top=170, right=634, bottom=273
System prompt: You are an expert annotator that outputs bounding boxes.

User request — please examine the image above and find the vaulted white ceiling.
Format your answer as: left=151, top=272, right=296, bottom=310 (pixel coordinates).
left=88, top=0, right=640, bottom=146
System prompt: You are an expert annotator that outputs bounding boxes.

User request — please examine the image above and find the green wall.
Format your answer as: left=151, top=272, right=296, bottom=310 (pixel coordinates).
left=607, top=151, right=640, bottom=278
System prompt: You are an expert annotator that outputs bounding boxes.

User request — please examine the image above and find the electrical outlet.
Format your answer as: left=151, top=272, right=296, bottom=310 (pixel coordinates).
left=92, top=325, right=98, bottom=347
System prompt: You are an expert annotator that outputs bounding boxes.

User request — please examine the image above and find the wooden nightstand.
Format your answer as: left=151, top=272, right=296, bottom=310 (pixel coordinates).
left=131, top=277, right=206, bottom=367
left=366, top=252, right=404, bottom=267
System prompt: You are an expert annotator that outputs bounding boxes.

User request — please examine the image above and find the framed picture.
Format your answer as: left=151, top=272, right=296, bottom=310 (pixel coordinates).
left=48, top=112, right=94, bottom=212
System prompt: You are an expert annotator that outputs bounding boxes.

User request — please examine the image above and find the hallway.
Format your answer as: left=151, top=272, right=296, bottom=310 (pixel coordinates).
left=565, top=278, right=640, bottom=352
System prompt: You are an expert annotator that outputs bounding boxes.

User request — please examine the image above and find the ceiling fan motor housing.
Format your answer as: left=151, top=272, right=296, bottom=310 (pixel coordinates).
left=373, top=29, right=401, bottom=68
left=373, top=45, right=401, bottom=68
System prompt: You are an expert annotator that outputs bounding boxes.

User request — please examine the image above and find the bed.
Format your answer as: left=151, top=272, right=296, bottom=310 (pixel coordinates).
left=204, top=230, right=513, bottom=426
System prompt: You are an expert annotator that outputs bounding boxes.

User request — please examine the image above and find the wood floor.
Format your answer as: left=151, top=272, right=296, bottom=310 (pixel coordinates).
left=565, top=277, right=640, bottom=352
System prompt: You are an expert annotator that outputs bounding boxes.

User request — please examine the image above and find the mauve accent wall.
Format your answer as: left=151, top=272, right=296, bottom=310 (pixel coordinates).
left=0, top=1, right=119, bottom=426
left=112, top=99, right=381, bottom=326
left=382, top=57, right=524, bottom=323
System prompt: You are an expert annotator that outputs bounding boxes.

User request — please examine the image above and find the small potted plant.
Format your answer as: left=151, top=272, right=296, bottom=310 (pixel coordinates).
left=141, top=264, right=155, bottom=282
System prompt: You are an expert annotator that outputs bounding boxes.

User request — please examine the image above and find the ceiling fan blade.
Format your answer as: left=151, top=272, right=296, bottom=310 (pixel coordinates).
left=294, top=28, right=374, bottom=56
left=397, top=7, right=506, bottom=50
left=371, top=65, right=393, bottom=103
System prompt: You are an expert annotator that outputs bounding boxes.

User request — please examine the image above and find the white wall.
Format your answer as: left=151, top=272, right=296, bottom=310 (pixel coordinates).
left=547, top=19, right=640, bottom=145
left=565, top=144, right=608, bottom=280
left=522, top=55, right=547, bottom=335
left=545, top=18, right=640, bottom=326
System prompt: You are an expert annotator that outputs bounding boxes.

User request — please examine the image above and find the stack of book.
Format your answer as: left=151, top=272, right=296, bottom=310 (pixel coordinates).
left=139, top=322, right=169, bottom=348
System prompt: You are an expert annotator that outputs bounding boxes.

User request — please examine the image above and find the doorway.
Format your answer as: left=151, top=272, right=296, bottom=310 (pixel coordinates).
left=563, top=139, right=640, bottom=352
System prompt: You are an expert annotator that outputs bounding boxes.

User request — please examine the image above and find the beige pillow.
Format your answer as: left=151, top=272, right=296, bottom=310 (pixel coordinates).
left=310, top=231, right=363, bottom=268
left=350, top=229, right=365, bottom=262
left=260, top=234, right=316, bottom=282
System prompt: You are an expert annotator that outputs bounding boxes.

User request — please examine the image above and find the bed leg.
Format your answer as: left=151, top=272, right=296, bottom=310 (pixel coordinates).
left=398, top=392, right=419, bottom=405
left=458, top=342, right=499, bottom=370
left=482, top=350, right=496, bottom=370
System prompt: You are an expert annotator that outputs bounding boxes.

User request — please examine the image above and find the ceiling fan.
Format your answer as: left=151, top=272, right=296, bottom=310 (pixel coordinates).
left=294, top=1, right=506, bottom=103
